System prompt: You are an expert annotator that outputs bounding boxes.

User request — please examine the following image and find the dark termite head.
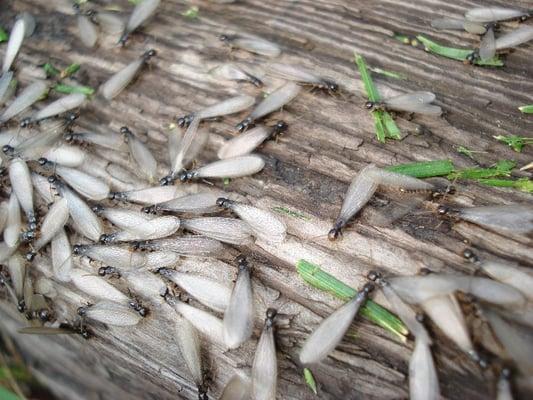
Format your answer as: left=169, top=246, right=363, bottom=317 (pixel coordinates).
left=38, top=308, right=52, bottom=322
left=120, top=126, right=132, bottom=139
left=418, top=267, right=433, bottom=276
left=436, top=204, right=449, bottom=216
left=85, top=9, right=97, bottom=18
left=265, top=308, right=277, bottom=327
left=2, top=145, right=14, bottom=156
left=236, top=117, right=253, bottom=132
left=367, top=270, right=382, bottom=282
left=159, top=174, right=176, bottom=186
left=157, top=267, right=173, bottom=278
left=465, top=51, right=479, bottom=65
left=235, top=254, right=248, bottom=269
left=250, top=75, right=263, bottom=88
left=108, top=191, right=123, bottom=201
left=91, top=204, right=105, bottom=214
left=72, top=244, right=83, bottom=255
left=328, top=219, right=344, bottom=241
left=38, top=157, right=50, bottom=166
left=99, top=233, right=115, bottom=244
left=77, top=306, right=88, bottom=317
left=141, top=205, right=157, bottom=214
left=178, top=170, right=194, bottom=183
left=216, top=197, right=232, bottom=208
left=218, top=34, right=230, bottom=42
left=415, top=312, right=425, bottom=323
left=364, top=101, right=375, bottom=110
left=17, top=299, right=25, bottom=313
left=142, top=49, right=157, bottom=61
left=176, top=114, right=193, bottom=128
left=25, top=251, right=36, bottom=262
left=20, top=230, right=35, bottom=243
left=98, top=266, right=121, bottom=278
left=118, top=32, right=129, bottom=47
left=500, top=367, right=511, bottom=379
left=72, top=3, right=81, bottom=13
left=323, top=79, right=339, bottom=92
left=432, top=184, right=456, bottom=199
left=270, top=120, right=288, bottom=138
left=129, top=300, right=148, bottom=317
left=361, top=282, right=375, bottom=295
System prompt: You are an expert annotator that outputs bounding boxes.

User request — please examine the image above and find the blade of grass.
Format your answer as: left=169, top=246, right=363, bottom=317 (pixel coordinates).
left=448, top=160, right=515, bottom=180
left=303, top=368, right=318, bottom=395
left=354, top=53, right=380, bottom=102
left=53, top=84, right=94, bottom=96
left=372, top=111, right=387, bottom=143
left=416, top=35, right=504, bottom=67
left=296, top=260, right=408, bottom=341
left=386, top=159, right=455, bottom=178
left=0, top=27, right=8, bottom=43
left=60, top=63, right=81, bottom=79
left=478, top=178, right=533, bottom=193
left=381, top=112, right=402, bottom=139
left=494, top=135, right=533, bottom=152
left=181, top=6, right=199, bottom=19
left=0, top=387, right=21, bottom=400
left=42, top=63, right=60, bottom=78
left=518, top=105, right=533, bottom=114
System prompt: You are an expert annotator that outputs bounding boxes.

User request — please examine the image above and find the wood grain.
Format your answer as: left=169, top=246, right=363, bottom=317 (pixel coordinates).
left=0, top=0, right=532, bottom=399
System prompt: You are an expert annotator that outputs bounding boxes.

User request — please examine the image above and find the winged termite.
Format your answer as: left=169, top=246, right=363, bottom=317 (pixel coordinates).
left=299, top=283, right=374, bottom=365
left=27, top=196, right=69, bottom=258
left=74, top=5, right=98, bottom=48
left=209, top=63, right=263, bottom=87
left=430, top=18, right=487, bottom=35
left=73, top=244, right=147, bottom=270
left=110, top=185, right=188, bottom=204
left=0, top=80, right=49, bottom=123
left=78, top=301, right=143, bottom=326
left=268, top=63, right=338, bottom=92
left=465, top=7, right=531, bottom=23
left=31, top=93, right=86, bottom=122
left=178, top=155, right=265, bottom=182
left=252, top=308, right=278, bottom=400
left=173, top=314, right=207, bottom=399
left=181, top=217, right=253, bottom=245
left=70, top=268, right=129, bottom=303
left=53, top=177, right=103, bottom=241
left=216, top=198, right=286, bottom=244
left=51, top=228, right=72, bottom=282
left=40, top=159, right=110, bottom=201
left=236, top=82, right=301, bottom=131
left=159, top=268, right=231, bottom=313
left=144, top=192, right=223, bottom=214
left=365, top=91, right=442, bottom=116
left=176, top=95, right=256, bottom=127
left=217, top=121, right=288, bottom=159
left=120, top=0, right=161, bottom=45
left=99, top=216, right=180, bottom=243
left=99, top=49, right=157, bottom=100
left=133, top=236, right=224, bottom=257
left=223, top=255, right=254, bottom=349
left=219, top=34, right=281, bottom=57
left=66, top=131, right=129, bottom=152
left=438, top=204, right=533, bottom=235
left=120, top=126, right=157, bottom=183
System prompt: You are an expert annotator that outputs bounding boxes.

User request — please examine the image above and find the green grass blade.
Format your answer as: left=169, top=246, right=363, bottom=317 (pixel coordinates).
left=42, top=62, right=60, bottom=77
left=0, top=27, right=8, bottom=43
left=0, top=387, right=21, bottom=400
left=494, top=135, right=533, bottom=152
left=303, top=368, right=318, bottom=395
left=372, top=111, right=386, bottom=143
left=518, top=105, right=533, bottom=114
left=296, top=260, right=408, bottom=341
left=448, top=160, right=515, bottom=180
left=354, top=53, right=380, bottom=102
left=382, top=112, right=402, bottom=139
left=416, top=35, right=504, bottom=66
left=53, top=84, right=94, bottom=96
left=478, top=178, right=533, bottom=193
left=386, top=159, right=455, bottom=178
left=181, top=6, right=200, bottom=19
left=60, top=63, right=81, bottom=78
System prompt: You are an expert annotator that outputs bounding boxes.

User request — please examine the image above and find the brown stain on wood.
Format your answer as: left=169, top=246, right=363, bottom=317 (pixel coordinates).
left=0, top=0, right=532, bottom=399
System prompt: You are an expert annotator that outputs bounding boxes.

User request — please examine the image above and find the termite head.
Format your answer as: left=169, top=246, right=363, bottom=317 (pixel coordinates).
left=328, top=220, right=344, bottom=241
left=2, top=145, right=14, bottom=156
left=157, top=267, right=173, bottom=278
left=418, top=267, right=433, bottom=276
left=108, top=191, right=125, bottom=201
left=17, top=299, right=25, bottom=313
left=38, top=308, right=52, bottom=322
left=27, top=213, right=37, bottom=231
left=216, top=197, right=232, bottom=208
left=250, top=76, right=263, bottom=88
left=159, top=174, right=175, bottom=186
left=465, top=51, right=479, bottom=65
left=265, top=308, right=277, bottom=327
left=72, top=244, right=84, bottom=255
left=25, top=251, right=36, bottom=262
left=176, top=114, right=193, bottom=128
left=120, top=126, right=132, bottom=140
left=364, top=101, right=376, bottom=110
left=197, top=387, right=208, bottom=400
left=178, top=170, right=194, bottom=183
left=142, top=49, right=157, bottom=61
left=270, top=120, right=288, bottom=138
left=91, top=204, right=105, bottom=215
left=436, top=204, right=450, bottom=215
left=20, top=230, right=35, bottom=243
left=236, top=117, right=252, bottom=132
left=235, top=254, right=248, bottom=270
left=72, top=3, right=81, bottom=13
left=218, top=34, right=231, bottom=43
left=415, top=312, right=425, bottom=323
left=38, top=157, right=50, bottom=167
left=99, top=233, right=116, bottom=244
left=129, top=300, right=149, bottom=317
left=98, top=266, right=120, bottom=278
left=141, top=205, right=157, bottom=214
left=65, top=113, right=78, bottom=124
left=323, top=79, right=339, bottom=92
left=19, top=117, right=33, bottom=128
left=85, top=9, right=97, bottom=18
left=500, top=368, right=512, bottom=380
left=118, top=33, right=129, bottom=47
left=77, top=306, right=88, bottom=317
left=80, top=328, right=91, bottom=340
left=367, top=270, right=382, bottom=282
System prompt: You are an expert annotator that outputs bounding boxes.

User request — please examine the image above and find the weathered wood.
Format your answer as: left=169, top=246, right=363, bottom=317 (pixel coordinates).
left=0, top=0, right=532, bottom=399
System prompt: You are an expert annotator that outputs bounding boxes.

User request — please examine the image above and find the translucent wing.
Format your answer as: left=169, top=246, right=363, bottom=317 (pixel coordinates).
left=384, top=91, right=442, bottom=115
left=479, top=26, right=496, bottom=61
left=337, top=164, right=378, bottom=223
left=232, top=37, right=281, bottom=57
left=249, top=82, right=300, bottom=120
left=465, top=7, right=528, bottom=23
left=181, top=217, right=253, bottom=245
left=495, top=26, right=533, bottom=50
left=431, top=18, right=466, bottom=30
left=268, top=63, right=322, bottom=85
left=194, top=155, right=265, bottom=179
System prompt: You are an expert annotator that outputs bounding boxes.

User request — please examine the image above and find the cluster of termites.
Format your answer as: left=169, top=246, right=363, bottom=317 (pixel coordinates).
left=0, top=2, right=532, bottom=399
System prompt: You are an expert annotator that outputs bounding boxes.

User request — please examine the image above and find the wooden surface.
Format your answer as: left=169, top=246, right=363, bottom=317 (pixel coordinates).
left=1, top=0, right=532, bottom=399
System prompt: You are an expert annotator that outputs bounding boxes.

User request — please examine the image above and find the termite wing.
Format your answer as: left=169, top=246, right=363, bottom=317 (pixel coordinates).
left=4, top=193, right=21, bottom=248
left=66, top=131, right=129, bottom=152
left=209, top=63, right=263, bottom=87
left=252, top=308, right=278, bottom=400
left=465, top=7, right=531, bottom=23
left=216, top=198, right=286, bottom=244
left=181, top=217, right=253, bottom=245
left=268, top=63, right=339, bottom=92
left=143, top=191, right=227, bottom=214
left=219, top=34, right=281, bottom=57
left=0, top=80, right=49, bottom=123
left=217, top=121, right=288, bottom=159
left=365, top=91, right=442, bottom=116
left=74, top=4, right=98, bottom=48
left=2, top=13, right=35, bottom=74
left=99, top=49, right=157, bottom=100
left=31, top=93, right=87, bottom=123
left=219, top=373, right=251, bottom=400
left=430, top=18, right=486, bottom=35
left=133, top=236, right=224, bottom=257
left=28, top=196, right=69, bottom=257
left=78, top=301, right=143, bottom=326
left=176, top=94, right=255, bottom=127
left=120, top=0, right=160, bottom=45
left=109, top=185, right=190, bottom=204
left=223, top=255, right=254, bottom=349
left=8, top=157, right=36, bottom=229
left=236, top=82, right=301, bottom=131
left=120, top=126, right=158, bottom=183
left=177, top=155, right=265, bottom=183
left=329, top=164, right=437, bottom=239
left=438, top=203, right=533, bottom=235
left=299, top=283, right=374, bottom=365
left=159, top=267, right=231, bottom=313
